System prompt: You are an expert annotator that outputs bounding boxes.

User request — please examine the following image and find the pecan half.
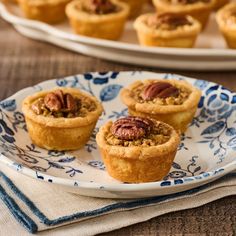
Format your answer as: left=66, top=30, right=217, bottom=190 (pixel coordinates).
left=44, top=92, right=62, bottom=112
left=82, top=0, right=117, bottom=15
left=65, top=93, right=77, bottom=112
left=111, top=116, right=154, bottom=141
left=141, top=82, right=179, bottom=101
left=44, top=90, right=78, bottom=113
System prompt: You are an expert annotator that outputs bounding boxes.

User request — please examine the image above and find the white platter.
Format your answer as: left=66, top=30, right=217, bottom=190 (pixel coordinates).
left=1, top=2, right=236, bottom=70
left=0, top=71, right=236, bottom=199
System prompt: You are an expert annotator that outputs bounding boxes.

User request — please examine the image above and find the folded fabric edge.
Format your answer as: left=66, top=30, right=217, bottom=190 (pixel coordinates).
left=0, top=170, right=236, bottom=233
left=0, top=181, right=38, bottom=233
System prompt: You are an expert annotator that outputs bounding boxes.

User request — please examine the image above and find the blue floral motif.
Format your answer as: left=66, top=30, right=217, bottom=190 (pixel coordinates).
left=164, top=156, right=202, bottom=180
left=108, top=108, right=128, bottom=119
left=12, top=112, right=27, bottom=132
left=85, top=128, right=98, bottom=152
left=84, top=72, right=119, bottom=85
left=0, top=99, right=16, bottom=112
left=48, top=150, right=65, bottom=157
left=194, top=80, right=209, bottom=90
left=100, top=84, right=123, bottom=102
left=88, top=161, right=105, bottom=170
left=56, top=79, right=68, bottom=87
left=0, top=119, right=15, bottom=143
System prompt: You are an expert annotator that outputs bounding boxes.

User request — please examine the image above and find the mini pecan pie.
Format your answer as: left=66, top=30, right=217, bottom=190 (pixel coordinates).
left=96, top=116, right=180, bottom=183
left=213, top=0, right=229, bottom=10
left=216, top=3, right=236, bottom=49
left=120, top=79, right=201, bottom=133
left=134, top=13, right=201, bottom=47
left=18, top=0, right=71, bottom=24
left=22, top=88, right=103, bottom=151
left=66, top=0, right=129, bottom=40
left=152, top=0, right=215, bottom=28
left=119, top=0, right=147, bottom=18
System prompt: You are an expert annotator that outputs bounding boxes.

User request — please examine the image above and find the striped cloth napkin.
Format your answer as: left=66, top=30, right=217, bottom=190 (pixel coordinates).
left=0, top=163, right=235, bottom=236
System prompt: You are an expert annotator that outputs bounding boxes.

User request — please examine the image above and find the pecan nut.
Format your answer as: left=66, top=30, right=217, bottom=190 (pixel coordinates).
left=65, top=93, right=77, bottom=112
left=44, top=92, right=62, bottom=112
left=141, top=82, right=179, bottom=101
left=44, top=90, right=78, bottom=112
left=82, top=0, right=116, bottom=15
left=111, top=116, right=154, bottom=141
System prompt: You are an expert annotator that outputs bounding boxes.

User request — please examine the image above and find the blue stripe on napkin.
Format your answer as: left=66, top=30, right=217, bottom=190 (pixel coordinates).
left=0, top=171, right=236, bottom=233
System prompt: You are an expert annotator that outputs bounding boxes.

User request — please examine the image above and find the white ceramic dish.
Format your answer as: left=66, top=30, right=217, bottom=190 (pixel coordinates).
left=0, top=71, right=236, bottom=199
left=1, top=2, right=236, bottom=70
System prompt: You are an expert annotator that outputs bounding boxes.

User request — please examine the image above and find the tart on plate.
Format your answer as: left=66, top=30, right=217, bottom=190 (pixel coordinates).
left=134, top=13, right=201, bottom=47
left=216, top=2, right=236, bottom=49
left=66, top=0, right=129, bottom=40
left=119, top=0, right=147, bottom=18
left=96, top=116, right=180, bottom=183
left=18, top=0, right=71, bottom=24
left=152, top=0, right=215, bottom=28
left=120, top=79, right=201, bottom=133
left=22, top=88, right=103, bottom=151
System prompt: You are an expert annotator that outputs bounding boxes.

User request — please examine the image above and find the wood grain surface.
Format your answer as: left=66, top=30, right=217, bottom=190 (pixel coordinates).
left=0, top=18, right=236, bottom=235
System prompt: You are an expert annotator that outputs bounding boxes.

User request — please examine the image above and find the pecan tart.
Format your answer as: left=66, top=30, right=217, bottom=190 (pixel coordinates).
left=134, top=13, right=201, bottom=47
left=120, top=79, right=201, bottom=133
left=216, top=3, right=236, bottom=49
left=22, top=88, right=103, bottom=151
left=66, top=0, right=129, bottom=40
left=152, top=0, right=215, bottom=28
left=214, top=0, right=229, bottom=10
left=18, top=0, right=71, bottom=24
left=119, top=0, right=147, bottom=19
left=96, top=116, right=180, bottom=183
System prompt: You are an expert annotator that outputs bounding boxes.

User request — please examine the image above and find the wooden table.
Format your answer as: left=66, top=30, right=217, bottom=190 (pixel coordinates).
left=1, top=18, right=236, bottom=235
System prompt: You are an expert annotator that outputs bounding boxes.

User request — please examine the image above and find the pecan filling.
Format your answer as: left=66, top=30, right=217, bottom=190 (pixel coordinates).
left=106, top=116, right=171, bottom=147
left=147, top=13, right=192, bottom=30
left=31, top=90, right=96, bottom=118
left=81, top=0, right=118, bottom=15
left=165, top=0, right=210, bottom=4
left=133, top=81, right=190, bottom=105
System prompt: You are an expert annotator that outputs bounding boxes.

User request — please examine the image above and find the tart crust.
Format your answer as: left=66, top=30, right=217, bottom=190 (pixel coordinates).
left=152, top=0, right=215, bottom=28
left=22, top=87, right=103, bottom=151
left=96, top=120, right=180, bottom=183
left=66, top=0, right=129, bottom=40
left=216, top=3, right=236, bottom=49
left=18, top=0, right=71, bottom=24
left=134, top=13, right=201, bottom=47
left=119, top=0, right=147, bottom=18
left=214, top=0, right=229, bottom=10
left=120, top=79, right=201, bottom=133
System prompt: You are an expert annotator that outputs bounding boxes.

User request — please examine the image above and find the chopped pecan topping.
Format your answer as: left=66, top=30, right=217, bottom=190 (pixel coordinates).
left=82, top=0, right=117, bottom=15
left=111, top=116, right=154, bottom=141
left=31, top=90, right=83, bottom=118
left=147, top=13, right=192, bottom=30
left=141, top=82, right=179, bottom=101
left=167, top=0, right=210, bottom=4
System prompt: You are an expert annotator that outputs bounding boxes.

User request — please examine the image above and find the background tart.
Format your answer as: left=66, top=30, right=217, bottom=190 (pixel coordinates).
left=120, top=79, right=201, bottom=133
left=96, top=116, right=180, bottom=183
left=152, top=0, right=215, bottom=28
left=134, top=13, right=201, bottom=47
left=119, top=0, right=147, bottom=18
left=66, top=0, right=129, bottom=40
left=22, top=87, right=103, bottom=151
left=216, top=2, right=236, bottom=49
left=18, top=0, right=71, bottom=24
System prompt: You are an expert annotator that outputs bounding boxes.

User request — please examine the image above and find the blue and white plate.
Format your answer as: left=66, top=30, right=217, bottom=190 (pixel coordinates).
left=0, top=71, right=236, bottom=198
